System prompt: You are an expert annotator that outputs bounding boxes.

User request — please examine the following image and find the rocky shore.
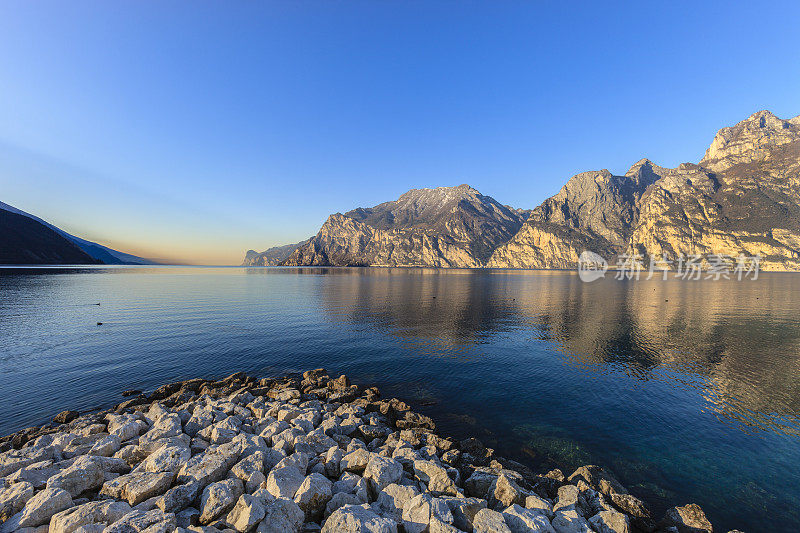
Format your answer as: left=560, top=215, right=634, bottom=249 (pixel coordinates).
left=0, top=369, right=724, bottom=533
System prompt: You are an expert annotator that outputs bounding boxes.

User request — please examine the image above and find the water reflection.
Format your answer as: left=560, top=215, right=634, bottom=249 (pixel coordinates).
left=269, top=267, right=800, bottom=435
left=3, top=266, right=796, bottom=531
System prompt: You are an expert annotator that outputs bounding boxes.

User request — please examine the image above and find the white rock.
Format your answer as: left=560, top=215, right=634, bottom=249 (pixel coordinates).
left=11, top=487, right=73, bottom=530
left=184, top=409, right=214, bottom=437
left=372, top=483, right=419, bottom=522
left=198, top=477, right=244, bottom=524
left=7, top=460, right=65, bottom=489
left=413, top=460, right=458, bottom=496
left=430, top=517, right=461, bottom=533
left=137, top=445, right=190, bottom=473
left=230, top=451, right=266, bottom=481
left=49, top=499, right=132, bottom=533
left=552, top=508, right=593, bottom=533
left=354, top=477, right=370, bottom=503
left=47, top=456, right=105, bottom=497
left=176, top=447, right=240, bottom=486
left=401, top=494, right=454, bottom=533
left=341, top=449, right=371, bottom=474
left=246, top=471, right=267, bottom=494
left=464, top=468, right=499, bottom=499
left=324, top=447, right=343, bottom=478
left=0, top=480, right=34, bottom=521
left=256, top=497, right=304, bottom=533
left=140, top=413, right=182, bottom=444
left=442, top=497, right=487, bottom=532
left=226, top=493, right=266, bottom=532
left=102, top=508, right=177, bottom=532
left=363, top=455, right=403, bottom=498
left=588, top=510, right=631, bottom=533
left=89, top=435, right=122, bottom=457
left=109, top=418, right=147, bottom=442
left=293, top=473, right=332, bottom=522
left=525, top=495, right=554, bottom=519
left=473, top=508, right=512, bottom=533
left=99, top=471, right=175, bottom=505
left=325, top=492, right=362, bottom=518
left=266, top=464, right=305, bottom=499
left=502, top=504, right=556, bottom=533
left=495, top=474, right=530, bottom=507
left=332, top=472, right=361, bottom=495
left=155, top=481, right=202, bottom=513
left=321, top=504, right=397, bottom=533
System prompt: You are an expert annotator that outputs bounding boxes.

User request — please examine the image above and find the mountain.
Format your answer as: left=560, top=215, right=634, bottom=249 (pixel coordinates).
left=242, top=240, right=311, bottom=266
left=489, top=110, right=800, bottom=270
left=247, top=110, right=800, bottom=271
left=487, top=167, right=659, bottom=268
left=0, top=209, right=101, bottom=265
left=281, top=184, right=530, bottom=267
left=0, top=201, right=155, bottom=265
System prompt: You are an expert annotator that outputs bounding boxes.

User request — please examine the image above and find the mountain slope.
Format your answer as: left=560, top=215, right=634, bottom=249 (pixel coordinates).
left=0, top=210, right=100, bottom=265
left=242, top=240, right=311, bottom=266
left=249, top=110, right=800, bottom=270
left=281, top=184, right=529, bottom=267
left=489, top=110, right=800, bottom=270
left=0, top=201, right=155, bottom=265
left=625, top=111, right=800, bottom=269
left=487, top=167, right=658, bottom=268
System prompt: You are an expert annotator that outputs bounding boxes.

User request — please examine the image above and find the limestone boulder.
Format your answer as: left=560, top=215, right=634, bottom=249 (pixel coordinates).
left=321, top=504, right=397, bottom=533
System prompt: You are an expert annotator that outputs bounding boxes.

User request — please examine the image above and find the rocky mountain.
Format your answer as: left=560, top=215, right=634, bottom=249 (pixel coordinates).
left=281, top=185, right=529, bottom=267
left=242, top=240, right=311, bottom=266
left=0, top=209, right=101, bottom=264
left=0, top=201, right=156, bottom=265
left=489, top=110, right=800, bottom=270
left=247, top=110, right=800, bottom=271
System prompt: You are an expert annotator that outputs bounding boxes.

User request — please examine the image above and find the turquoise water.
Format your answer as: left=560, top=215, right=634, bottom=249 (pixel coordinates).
left=1, top=266, right=799, bottom=531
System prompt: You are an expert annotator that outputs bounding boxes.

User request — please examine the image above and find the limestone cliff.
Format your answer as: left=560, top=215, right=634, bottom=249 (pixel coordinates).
left=282, top=185, right=529, bottom=267
left=247, top=110, right=800, bottom=270
left=489, top=110, right=800, bottom=270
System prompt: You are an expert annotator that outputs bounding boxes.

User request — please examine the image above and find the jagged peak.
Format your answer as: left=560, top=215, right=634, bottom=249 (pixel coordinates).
left=700, top=109, right=799, bottom=171
left=625, top=158, right=656, bottom=176
left=715, top=109, right=796, bottom=136
left=397, top=183, right=479, bottom=201
left=745, top=109, right=779, bottom=122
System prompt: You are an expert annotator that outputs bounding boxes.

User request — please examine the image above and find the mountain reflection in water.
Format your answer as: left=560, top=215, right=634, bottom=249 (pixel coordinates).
left=300, top=267, right=800, bottom=437
left=1, top=266, right=798, bottom=531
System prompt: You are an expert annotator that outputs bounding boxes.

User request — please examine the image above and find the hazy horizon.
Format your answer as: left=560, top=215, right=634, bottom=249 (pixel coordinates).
left=2, top=1, right=799, bottom=264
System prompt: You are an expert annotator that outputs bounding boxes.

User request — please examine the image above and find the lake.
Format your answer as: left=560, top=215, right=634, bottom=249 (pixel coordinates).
left=1, top=266, right=798, bottom=531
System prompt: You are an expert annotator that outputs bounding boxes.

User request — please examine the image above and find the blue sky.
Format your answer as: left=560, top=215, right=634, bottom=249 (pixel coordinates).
left=1, top=1, right=799, bottom=264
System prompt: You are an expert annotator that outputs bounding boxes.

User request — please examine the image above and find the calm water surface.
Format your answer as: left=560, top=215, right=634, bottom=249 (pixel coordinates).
left=1, top=266, right=799, bottom=531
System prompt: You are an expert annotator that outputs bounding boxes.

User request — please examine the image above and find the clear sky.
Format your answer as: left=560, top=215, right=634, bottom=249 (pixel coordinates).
left=1, top=1, right=799, bottom=264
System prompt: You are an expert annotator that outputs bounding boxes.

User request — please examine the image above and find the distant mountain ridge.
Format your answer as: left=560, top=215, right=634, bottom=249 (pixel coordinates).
left=245, top=110, right=800, bottom=271
left=0, top=201, right=156, bottom=265
left=282, top=184, right=530, bottom=267
left=243, top=240, right=311, bottom=267
left=0, top=210, right=100, bottom=265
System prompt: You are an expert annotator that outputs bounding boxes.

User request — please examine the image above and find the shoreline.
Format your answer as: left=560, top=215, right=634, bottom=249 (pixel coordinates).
left=0, top=369, right=720, bottom=533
